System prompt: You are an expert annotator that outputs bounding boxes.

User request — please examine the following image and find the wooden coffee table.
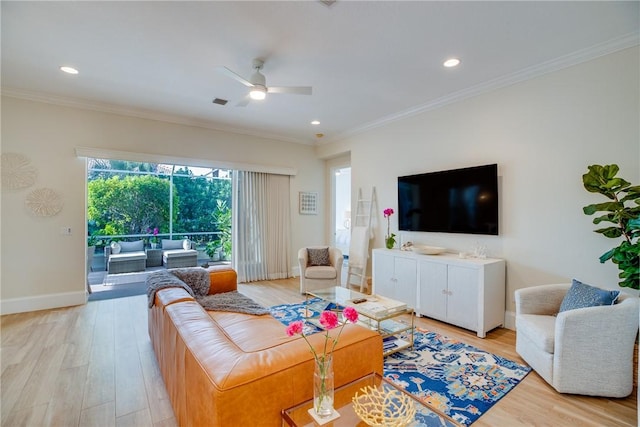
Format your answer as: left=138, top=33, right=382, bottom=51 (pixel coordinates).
left=281, top=372, right=460, bottom=426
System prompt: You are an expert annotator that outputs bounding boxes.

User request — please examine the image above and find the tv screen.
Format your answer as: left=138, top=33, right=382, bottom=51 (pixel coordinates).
left=398, top=164, right=499, bottom=235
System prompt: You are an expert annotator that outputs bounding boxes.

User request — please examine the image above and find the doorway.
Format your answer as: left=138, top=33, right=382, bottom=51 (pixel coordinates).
left=332, top=167, right=351, bottom=257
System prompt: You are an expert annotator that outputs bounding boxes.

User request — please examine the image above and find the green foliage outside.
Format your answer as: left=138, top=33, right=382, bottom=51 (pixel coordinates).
left=87, top=160, right=232, bottom=257
left=172, top=167, right=232, bottom=240
left=206, top=200, right=232, bottom=260
left=88, top=175, right=176, bottom=237
left=582, top=164, right=640, bottom=289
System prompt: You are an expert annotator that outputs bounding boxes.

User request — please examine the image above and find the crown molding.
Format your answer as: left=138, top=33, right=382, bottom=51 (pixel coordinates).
left=326, top=32, right=639, bottom=144
left=0, top=88, right=313, bottom=146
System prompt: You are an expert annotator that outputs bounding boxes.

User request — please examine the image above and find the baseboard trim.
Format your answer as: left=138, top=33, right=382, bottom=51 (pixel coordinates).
left=0, top=291, right=88, bottom=315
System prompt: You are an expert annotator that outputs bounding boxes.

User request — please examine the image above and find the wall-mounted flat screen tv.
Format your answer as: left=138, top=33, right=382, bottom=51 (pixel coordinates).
left=398, top=164, right=499, bottom=235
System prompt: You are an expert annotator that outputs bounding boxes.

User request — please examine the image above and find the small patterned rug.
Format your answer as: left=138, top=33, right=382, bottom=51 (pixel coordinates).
left=270, top=299, right=531, bottom=426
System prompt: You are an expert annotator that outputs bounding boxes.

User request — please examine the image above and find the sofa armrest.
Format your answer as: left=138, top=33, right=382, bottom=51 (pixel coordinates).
left=515, top=283, right=570, bottom=315
left=553, top=295, right=639, bottom=395
left=298, top=248, right=308, bottom=275
left=208, top=266, right=237, bottom=295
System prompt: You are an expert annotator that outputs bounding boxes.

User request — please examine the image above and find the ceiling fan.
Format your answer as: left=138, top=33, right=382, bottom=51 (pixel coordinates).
left=218, top=59, right=312, bottom=106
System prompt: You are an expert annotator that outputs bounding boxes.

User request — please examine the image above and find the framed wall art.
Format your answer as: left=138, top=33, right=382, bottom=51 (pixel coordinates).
left=299, top=191, right=318, bottom=215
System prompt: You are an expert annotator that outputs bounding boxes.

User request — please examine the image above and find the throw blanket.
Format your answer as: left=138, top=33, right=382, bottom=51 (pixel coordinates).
left=146, top=268, right=269, bottom=315
left=146, top=270, right=195, bottom=308
left=169, top=267, right=210, bottom=296
left=197, top=291, right=270, bottom=315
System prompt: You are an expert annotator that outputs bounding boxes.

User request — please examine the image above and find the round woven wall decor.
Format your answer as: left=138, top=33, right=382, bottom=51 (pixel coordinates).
left=1, top=152, right=38, bottom=190
left=25, top=188, right=64, bottom=217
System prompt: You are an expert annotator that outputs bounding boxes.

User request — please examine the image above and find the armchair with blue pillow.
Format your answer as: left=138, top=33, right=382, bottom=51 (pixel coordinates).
left=515, top=279, right=638, bottom=397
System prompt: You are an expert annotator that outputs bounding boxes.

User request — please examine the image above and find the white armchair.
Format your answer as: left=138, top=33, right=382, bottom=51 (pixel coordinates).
left=515, top=283, right=639, bottom=397
left=298, top=246, right=343, bottom=294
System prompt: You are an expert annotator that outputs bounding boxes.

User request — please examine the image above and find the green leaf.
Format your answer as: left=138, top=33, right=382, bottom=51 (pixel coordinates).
left=603, top=177, right=630, bottom=191
left=594, top=227, right=623, bottom=238
left=592, top=213, right=616, bottom=225
left=583, top=201, right=623, bottom=215
left=603, top=164, right=620, bottom=179
left=599, top=248, right=615, bottom=263
left=628, top=217, right=640, bottom=231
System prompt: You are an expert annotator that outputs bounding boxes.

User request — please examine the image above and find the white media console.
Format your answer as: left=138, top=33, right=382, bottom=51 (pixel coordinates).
left=372, top=248, right=506, bottom=338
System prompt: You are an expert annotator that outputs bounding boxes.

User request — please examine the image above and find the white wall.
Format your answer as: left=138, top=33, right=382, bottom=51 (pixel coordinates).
left=0, top=97, right=325, bottom=313
left=318, top=47, right=640, bottom=315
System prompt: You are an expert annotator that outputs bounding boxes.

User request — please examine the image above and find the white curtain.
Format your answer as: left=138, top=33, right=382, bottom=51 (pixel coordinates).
left=233, top=171, right=291, bottom=282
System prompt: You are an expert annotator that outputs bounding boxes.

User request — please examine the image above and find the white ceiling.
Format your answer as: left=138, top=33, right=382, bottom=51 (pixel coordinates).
left=2, top=1, right=638, bottom=145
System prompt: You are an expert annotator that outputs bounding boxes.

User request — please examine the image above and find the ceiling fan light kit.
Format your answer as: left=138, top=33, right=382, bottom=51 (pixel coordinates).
left=218, top=58, right=312, bottom=105
left=250, top=86, right=267, bottom=100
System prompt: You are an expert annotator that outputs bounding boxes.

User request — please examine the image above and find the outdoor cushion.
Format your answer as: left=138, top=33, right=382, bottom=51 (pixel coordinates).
left=163, top=249, right=198, bottom=259
left=110, top=242, right=121, bottom=254
left=162, top=239, right=184, bottom=250
left=109, top=251, right=147, bottom=261
left=119, top=240, right=145, bottom=252
left=183, top=239, right=191, bottom=250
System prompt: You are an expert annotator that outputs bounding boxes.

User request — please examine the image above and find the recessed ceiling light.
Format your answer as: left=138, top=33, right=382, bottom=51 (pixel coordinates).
left=311, top=120, right=320, bottom=125
left=60, top=66, right=79, bottom=74
left=443, top=58, right=461, bottom=68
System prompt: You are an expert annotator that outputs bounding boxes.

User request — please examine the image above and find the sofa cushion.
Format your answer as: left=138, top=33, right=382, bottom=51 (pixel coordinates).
left=119, top=240, right=144, bottom=252
left=163, top=249, right=198, bottom=259
left=516, top=313, right=556, bottom=354
left=162, top=239, right=184, bottom=250
left=109, top=251, right=147, bottom=262
left=559, top=279, right=620, bottom=313
left=307, top=247, right=330, bottom=266
left=304, top=265, right=337, bottom=280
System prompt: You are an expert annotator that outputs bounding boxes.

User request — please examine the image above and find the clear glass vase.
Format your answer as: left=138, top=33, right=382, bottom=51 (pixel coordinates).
left=313, top=355, right=334, bottom=417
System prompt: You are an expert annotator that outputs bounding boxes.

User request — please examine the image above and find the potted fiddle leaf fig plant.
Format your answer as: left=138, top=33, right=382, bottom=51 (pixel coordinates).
left=582, top=164, right=640, bottom=289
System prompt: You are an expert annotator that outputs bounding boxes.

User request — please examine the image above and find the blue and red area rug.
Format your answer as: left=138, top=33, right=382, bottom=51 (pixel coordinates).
left=270, top=299, right=531, bottom=426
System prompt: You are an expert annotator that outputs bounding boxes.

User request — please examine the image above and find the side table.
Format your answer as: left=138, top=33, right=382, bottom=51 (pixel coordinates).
left=146, top=248, right=163, bottom=267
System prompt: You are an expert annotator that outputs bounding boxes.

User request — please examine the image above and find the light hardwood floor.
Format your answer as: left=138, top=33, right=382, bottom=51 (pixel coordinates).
left=1, top=278, right=637, bottom=426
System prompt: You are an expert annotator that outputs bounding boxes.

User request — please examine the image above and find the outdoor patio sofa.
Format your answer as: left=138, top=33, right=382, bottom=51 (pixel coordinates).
left=105, top=239, right=147, bottom=274
left=161, top=238, right=198, bottom=268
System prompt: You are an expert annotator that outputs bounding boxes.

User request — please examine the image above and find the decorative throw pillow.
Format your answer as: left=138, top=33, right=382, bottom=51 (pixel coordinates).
left=110, top=241, right=121, bottom=254
left=559, top=279, right=620, bottom=313
left=307, top=247, right=331, bottom=266
left=182, top=239, right=191, bottom=250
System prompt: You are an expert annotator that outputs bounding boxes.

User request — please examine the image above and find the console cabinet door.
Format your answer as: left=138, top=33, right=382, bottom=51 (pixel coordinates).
left=372, top=251, right=395, bottom=298
left=418, top=260, right=447, bottom=321
left=446, top=265, right=478, bottom=331
left=372, top=250, right=416, bottom=306
left=393, top=256, right=417, bottom=306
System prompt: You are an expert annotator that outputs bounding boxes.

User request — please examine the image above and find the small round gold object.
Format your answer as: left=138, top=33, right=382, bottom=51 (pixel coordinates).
left=352, top=385, right=416, bottom=427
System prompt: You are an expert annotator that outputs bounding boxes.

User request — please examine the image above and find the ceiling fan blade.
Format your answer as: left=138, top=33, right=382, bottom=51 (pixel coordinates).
left=217, top=66, right=254, bottom=87
left=267, top=86, right=312, bottom=95
left=236, top=96, right=251, bottom=107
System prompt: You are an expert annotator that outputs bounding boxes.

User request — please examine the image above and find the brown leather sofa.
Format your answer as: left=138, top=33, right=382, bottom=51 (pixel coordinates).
left=148, top=266, right=383, bottom=426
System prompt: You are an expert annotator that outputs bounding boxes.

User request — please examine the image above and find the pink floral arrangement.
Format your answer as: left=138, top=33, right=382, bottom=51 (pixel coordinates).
left=147, top=227, right=159, bottom=243
left=383, top=208, right=396, bottom=248
left=286, top=306, right=359, bottom=363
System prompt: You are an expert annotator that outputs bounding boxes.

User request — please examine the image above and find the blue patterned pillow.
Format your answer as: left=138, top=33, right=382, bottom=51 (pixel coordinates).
left=559, top=279, right=620, bottom=313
